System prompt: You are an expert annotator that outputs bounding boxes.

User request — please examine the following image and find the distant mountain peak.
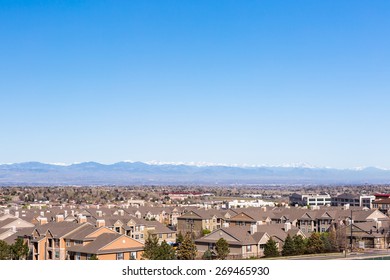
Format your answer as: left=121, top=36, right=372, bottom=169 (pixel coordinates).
left=0, top=161, right=389, bottom=185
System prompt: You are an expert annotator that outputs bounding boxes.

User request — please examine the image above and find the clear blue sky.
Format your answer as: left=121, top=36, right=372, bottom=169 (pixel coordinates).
left=1, top=0, right=389, bottom=168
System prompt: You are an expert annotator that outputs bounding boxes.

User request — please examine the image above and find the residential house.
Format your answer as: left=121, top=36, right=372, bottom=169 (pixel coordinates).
left=195, top=226, right=258, bottom=259
left=67, top=232, right=144, bottom=260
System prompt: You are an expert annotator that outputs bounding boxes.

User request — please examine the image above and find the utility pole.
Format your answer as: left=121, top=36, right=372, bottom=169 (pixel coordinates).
left=350, top=210, right=353, bottom=252
left=350, top=209, right=353, bottom=252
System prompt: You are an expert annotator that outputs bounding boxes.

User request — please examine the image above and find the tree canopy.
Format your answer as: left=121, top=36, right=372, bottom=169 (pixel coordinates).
left=282, top=234, right=295, bottom=256
left=215, top=238, right=230, bottom=260
left=176, top=233, right=197, bottom=260
left=263, top=238, right=280, bottom=258
left=142, top=234, right=160, bottom=260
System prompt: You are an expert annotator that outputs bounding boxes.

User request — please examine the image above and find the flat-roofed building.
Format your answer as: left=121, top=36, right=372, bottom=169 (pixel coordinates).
left=289, top=193, right=331, bottom=206
left=331, top=193, right=375, bottom=208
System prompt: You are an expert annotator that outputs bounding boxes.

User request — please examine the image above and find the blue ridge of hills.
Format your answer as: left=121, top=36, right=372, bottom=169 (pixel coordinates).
left=0, top=161, right=389, bottom=186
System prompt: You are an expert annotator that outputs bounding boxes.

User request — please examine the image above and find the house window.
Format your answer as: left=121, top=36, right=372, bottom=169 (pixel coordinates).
left=167, top=233, right=172, bottom=238
left=246, top=245, right=252, bottom=252
left=55, top=239, right=60, bottom=247
left=130, top=252, right=137, bottom=260
left=75, top=253, right=81, bottom=260
left=117, top=253, right=124, bottom=260
left=55, top=250, right=60, bottom=259
left=75, top=240, right=83, bottom=245
left=66, top=241, right=70, bottom=247
left=159, top=234, right=163, bottom=238
left=140, top=234, right=144, bottom=239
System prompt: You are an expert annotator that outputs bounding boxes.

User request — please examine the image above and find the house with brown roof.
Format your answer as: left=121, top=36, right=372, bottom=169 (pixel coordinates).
left=195, top=222, right=305, bottom=259
left=373, top=197, right=390, bottom=215
left=344, top=220, right=390, bottom=249
left=195, top=226, right=259, bottom=259
left=67, top=232, right=144, bottom=260
left=177, top=209, right=229, bottom=237
left=144, top=220, right=176, bottom=244
left=228, top=209, right=273, bottom=227
left=28, top=222, right=89, bottom=260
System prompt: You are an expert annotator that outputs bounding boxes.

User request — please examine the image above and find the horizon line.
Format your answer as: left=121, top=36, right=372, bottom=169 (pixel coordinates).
left=0, top=160, right=389, bottom=171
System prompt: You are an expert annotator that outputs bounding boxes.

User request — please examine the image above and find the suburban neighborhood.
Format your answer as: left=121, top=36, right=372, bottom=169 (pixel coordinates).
left=1, top=186, right=390, bottom=260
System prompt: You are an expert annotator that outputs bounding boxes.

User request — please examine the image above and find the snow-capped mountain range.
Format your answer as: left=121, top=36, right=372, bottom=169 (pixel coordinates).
left=0, top=161, right=390, bottom=186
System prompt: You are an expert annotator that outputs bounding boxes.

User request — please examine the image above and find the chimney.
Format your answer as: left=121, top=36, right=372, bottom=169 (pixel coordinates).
left=39, top=217, right=48, bottom=225
left=118, top=210, right=124, bottom=216
left=96, top=205, right=100, bottom=209
left=40, top=211, right=44, bottom=217
left=64, top=210, right=68, bottom=217
left=250, top=224, right=257, bottom=235
left=11, top=226, right=16, bottom=233
left=96, top=210, right=102, bottom=217
left=15, top=211, right=19, bottom=218
left=222, top=222, right=229, bottom=228
left=261, top=206, right=267, bottom=212
left=71, top=210, right=75, bottom=216
left=96, top=219, right=105, bottom=227
left=78, top=215, right=87, bottom=223
left=56, top=214, right=64, bottom=222
left=344, top=204, right=350, bottom=210
left=376, top=220, right=382, bottom=229
left=4, top=209, right=10, bottom=215
left=284, top=222, right=292, bottom=232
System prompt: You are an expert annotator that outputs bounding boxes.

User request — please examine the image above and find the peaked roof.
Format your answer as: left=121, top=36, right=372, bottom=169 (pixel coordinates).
left=196, top=227, right=257, bottom=246
left=36, top=221, right=88, bottom=238
left=67, top=233, right=143, bottom=254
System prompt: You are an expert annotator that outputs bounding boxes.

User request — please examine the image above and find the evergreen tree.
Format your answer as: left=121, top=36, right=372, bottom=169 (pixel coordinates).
left=156, top=241, right=176, bottom=260
left=10, top=238, right=29, bottom=260
left=282, top=234, right=295, bottom=256
left=176, top=233, right=197, bottom=260
left=202, top=249, right=213, bottom=260
left=305, top=233, right=324, bottom=254
left=142, top=234, right=160, bottom=260
left=215, top=238, right=230, bottom=260
left=292, top=235, right=306, bottom=255
left=263, top=238, right=280, bottom=258
left=321, top=233, right=332, bottom=253
left=0, top=240, right=11, bottom=260
left=176, top=231, right=184, bottom=244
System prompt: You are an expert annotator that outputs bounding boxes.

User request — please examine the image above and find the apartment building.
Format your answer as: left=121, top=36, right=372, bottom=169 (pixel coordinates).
left=67, top=232, right=144, bottom=260
left=331, top=193, right=375, bottom=208
left=289, top=193, right=331, bottom=206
